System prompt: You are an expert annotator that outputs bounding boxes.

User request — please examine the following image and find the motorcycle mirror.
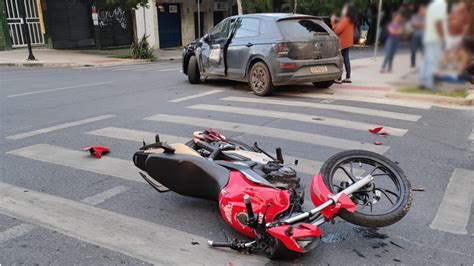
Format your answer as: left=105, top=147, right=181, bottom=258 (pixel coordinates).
left=142, top=140, right=146, bottom=147
left=294, top=159, right=299, bottom=165
left=276, top=147, right=284, bottom=164
left=155, top=134, right=160, bottom=143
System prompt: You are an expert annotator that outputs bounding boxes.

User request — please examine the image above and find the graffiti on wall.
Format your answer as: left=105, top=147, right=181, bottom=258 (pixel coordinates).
left=98, top=7, right=127, bottom=29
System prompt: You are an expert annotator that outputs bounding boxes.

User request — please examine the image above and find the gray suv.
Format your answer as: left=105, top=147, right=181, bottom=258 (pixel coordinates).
left=182, top=13, right=343, bottom=96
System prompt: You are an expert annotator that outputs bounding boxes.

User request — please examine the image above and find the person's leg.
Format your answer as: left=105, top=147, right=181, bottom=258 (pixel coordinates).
left=344, top=48, right=351, bottom=80
left=336, top=48, right=348, bottom=83
left=411, top=36, right=417, bottom=67
left=419, top=43, right=442, bottom=89
left=381, top=40, right=392, bottom=71
left=388, top=39, right=399, bottom=71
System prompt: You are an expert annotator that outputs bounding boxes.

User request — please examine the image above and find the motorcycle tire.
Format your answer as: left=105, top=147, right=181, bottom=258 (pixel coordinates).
left=265, top=238, right=300, bottom=260
left=320, top=150, right=412, bottom=228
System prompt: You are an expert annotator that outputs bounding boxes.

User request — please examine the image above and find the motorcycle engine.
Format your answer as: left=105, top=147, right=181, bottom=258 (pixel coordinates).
left=264, top=163, right=300, bottom=189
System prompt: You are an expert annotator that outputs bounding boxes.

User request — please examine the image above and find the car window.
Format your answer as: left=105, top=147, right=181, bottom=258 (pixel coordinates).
left=210, top=19, right=231, bottom=40
left=278, top=19, right=329, bottom=39
left=234, top=18, right=260, bottom=38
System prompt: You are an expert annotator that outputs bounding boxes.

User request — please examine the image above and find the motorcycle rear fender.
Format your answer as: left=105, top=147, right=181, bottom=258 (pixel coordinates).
left=267, top=223, right=321, bottom=253
left=310, top=173, right=357, bottom=219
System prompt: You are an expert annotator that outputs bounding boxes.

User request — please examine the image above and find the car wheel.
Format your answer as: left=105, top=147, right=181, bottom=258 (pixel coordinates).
left=312, top=81, right=334, bottom=89
left=249, top=62, right=274, bottom=96
left=188, top=55, right=200, bottom=84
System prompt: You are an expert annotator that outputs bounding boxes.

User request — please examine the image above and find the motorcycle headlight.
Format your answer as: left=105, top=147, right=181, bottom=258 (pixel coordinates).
left=296, top=236, right=320, bottom=252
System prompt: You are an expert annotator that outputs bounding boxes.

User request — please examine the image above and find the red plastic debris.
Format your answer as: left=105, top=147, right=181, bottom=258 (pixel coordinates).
left=374, top=141, right=383, bottom=145
left=83, top=146, right=110, bottom=158
left=369, top=127, right=384, bottom=134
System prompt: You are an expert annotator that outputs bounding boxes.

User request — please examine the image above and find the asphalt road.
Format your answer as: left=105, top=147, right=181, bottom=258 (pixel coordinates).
left=0, top=61, right=473, bottom=265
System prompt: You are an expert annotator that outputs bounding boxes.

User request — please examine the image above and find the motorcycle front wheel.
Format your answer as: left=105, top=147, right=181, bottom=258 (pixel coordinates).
left=320, top=150, right=412, bottom=228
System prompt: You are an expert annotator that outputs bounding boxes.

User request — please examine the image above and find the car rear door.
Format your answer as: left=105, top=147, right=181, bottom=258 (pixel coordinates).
left=226, top=18, right=261, bottom=78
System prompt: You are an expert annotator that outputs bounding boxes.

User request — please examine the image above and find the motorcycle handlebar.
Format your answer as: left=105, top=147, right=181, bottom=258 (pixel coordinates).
left=207, top=241, right=232, bottom=248
left=243, top=195, right=256, bottom=222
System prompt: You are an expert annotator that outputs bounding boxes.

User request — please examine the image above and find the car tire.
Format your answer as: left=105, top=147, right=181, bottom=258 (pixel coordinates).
left=249, top=62, right=274, bottom=96
left=188, top=55, right=200, bottom=84
left=312, top=81, right=334, bottom=89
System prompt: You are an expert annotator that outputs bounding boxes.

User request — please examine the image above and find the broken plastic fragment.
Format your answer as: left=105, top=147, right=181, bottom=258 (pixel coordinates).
left=369, top=127, right=384, bottom=134
left=83, top=146, right=110, bottom=158
left=374, top=141, right=382, bottom=145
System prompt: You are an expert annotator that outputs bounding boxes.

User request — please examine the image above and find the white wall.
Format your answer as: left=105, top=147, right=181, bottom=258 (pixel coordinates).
left=135, top=0, right=159, bottom=48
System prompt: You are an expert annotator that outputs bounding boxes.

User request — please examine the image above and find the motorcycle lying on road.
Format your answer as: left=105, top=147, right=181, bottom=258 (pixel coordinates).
left=133, top=129, right=412, bottom=259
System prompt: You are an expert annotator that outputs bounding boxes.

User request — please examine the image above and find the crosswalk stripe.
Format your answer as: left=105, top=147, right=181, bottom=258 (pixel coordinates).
left=0, top=224, right=37, bottom=244
left=189, top=104, right=408, bottom=137
left=80, top=186, right=130, bottom=206
left=278, top=92, right=432, bottom=110
left=144, top=114, right=389, bottom=153
left=0, top=182, right=265, bottom=264
left=86, top=126, right=323, bottom=175
left=222, top=96, right=422, bottom=122
left=169, top=89, right=224, bottom=103
left=87, top=127, right=188, bottom=143
left=430, top=168, right=473, bottom=235
left=5, top=115, right=116, bottom=140
left=0, top=185, right=131, bottom=244
left=6, top=144, right=170, bottom=190
left=7, top=81, right=113, bottom=98
left=469, top=129, right=474, bottom=141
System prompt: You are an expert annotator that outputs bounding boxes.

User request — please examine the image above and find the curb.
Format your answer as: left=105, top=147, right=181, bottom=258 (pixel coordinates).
left=386, top=91, right=473, bottom=106
left=0, top=61, right=147, bottom=68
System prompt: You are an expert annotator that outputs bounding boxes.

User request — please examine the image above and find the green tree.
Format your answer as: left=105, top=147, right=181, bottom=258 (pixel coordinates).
left=243, top=0, right=273, bottom=13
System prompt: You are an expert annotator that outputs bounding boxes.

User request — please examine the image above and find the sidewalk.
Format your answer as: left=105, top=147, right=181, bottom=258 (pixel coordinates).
left=327, top=52, right=474, bottom=107
left=0, top=47, right=182, bottom=68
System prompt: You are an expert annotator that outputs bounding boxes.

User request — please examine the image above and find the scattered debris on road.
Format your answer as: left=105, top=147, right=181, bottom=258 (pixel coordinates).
left=83, top=146, right=110, bottom=158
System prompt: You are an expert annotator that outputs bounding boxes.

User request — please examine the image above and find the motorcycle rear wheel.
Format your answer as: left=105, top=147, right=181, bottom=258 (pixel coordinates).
left=320, top=150, right=412, bottom=228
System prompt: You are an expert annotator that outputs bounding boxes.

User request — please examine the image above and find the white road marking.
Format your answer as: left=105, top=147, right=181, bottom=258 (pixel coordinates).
left=430, top=168, right=473, bottom=235
left=169, top=90, right=223, bottom=103
left=6, top=144, right=169, bottom=190
left=110, top=64, right=178, bottom=71
left=133, top=66, right=181, bottom=72
left=158, top=67, right=182, bottom=72
left=80, top=186, right=130, bottom=206
left=87, top=127, right=188, bottom=143
left=0, top=223, right=37, bottom=244
left=144, top=114, right=389, bottom=153
left=7, top=81, right=113, bottom=98
left=189, top=104, right=408, bottom=137
left=86, top=126, right=323, bottom=175
left=469, top=129, right=474, bottom=141
left=6, top=115, right=115, bottom=140
left=0, top=182, right=266, bottom=264
left=0, top=185, right=131, bottom=244
left=222, top=96, right=422, bottom=122
left=0, top=77, right=31, bottom=82
left=279, top=92, right=432, bottom=110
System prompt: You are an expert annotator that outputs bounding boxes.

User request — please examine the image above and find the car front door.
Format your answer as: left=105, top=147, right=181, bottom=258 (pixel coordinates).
left=200, top=18, right=234, bottom=76
left=226, top=18, right=261, bottom=78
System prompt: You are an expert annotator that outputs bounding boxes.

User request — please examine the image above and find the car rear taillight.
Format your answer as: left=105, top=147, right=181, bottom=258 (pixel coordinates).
left=276, top=42, right=292, bottom=57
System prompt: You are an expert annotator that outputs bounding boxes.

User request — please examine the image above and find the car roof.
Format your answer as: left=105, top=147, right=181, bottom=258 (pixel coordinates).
left=228, top=13, right=323, bottom=21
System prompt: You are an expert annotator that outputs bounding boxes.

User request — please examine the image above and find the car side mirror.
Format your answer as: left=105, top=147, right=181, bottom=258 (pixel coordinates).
left=203, top=34, right=210, bottom=43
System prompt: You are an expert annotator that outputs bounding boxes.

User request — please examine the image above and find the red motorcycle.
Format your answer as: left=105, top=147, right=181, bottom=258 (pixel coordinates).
left=133, top=130, right=412, bottom=259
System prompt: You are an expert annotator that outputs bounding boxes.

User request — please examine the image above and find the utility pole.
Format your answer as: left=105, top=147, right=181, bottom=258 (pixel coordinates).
left=237, top=0, right=243, bottom=15
left=293, top=0, right=298, bottom=13
left=19, top=0, right=35, bottom=60
left=197, top=0, right=201, bottom=38
left=373, top=0, right=383, bottom=60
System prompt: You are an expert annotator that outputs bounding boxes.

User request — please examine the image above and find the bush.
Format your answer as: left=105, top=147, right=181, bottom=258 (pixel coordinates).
left=131, top=34, right=156, bottom=60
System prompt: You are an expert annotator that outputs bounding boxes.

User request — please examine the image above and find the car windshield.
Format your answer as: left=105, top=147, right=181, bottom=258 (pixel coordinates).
left=209, top=19, right=231, bottom=40
left=278, top=19, right=329, bottom=39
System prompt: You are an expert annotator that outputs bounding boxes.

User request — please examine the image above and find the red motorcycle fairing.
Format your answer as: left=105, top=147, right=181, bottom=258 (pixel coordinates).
left=310, top=173, right=357, bottom=219
left=218, top=170, right=291, bottom=237
left=267, top=223, right=321, bottom=253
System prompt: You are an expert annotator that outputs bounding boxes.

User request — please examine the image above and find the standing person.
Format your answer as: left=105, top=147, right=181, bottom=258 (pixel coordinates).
left=331, top=3, right=357, bottom=84
left=381, top=13, right=403, bottom=73
left=410, top=5, right=426, bottom=68
left=419, top=0, right=447, bottom=90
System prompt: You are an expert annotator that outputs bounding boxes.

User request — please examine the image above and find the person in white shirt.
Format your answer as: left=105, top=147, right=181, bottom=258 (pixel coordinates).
left=419, top=0, right=447, bottom=89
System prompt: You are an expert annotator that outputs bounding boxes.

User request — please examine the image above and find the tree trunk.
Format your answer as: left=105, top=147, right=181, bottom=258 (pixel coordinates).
left=237, top=0, right=243, bottom=15
left=293, top=0, right=297, bottom=13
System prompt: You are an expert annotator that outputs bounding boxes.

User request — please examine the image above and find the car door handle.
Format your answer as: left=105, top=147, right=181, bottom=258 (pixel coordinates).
left=246, top=42, right=254, bottom=47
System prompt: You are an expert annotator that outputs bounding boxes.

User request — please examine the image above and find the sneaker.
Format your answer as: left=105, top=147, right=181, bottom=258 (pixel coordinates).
left=342, top=78, right=352, bottom=83
left=334, top=79, right=343, bottom=84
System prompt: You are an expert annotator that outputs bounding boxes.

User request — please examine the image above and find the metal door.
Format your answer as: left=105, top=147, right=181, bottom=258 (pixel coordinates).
left=5, top=0, right=44, bottom=47
left=157, top=3, right=181, bottom=48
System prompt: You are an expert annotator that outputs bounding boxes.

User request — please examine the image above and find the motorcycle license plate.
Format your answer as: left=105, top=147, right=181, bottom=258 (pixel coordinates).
left=310, top=66, right=328, bottom=74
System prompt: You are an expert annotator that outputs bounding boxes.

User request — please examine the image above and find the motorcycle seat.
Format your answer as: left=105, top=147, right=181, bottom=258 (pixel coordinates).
left=145, top=153, right=230, bottom=201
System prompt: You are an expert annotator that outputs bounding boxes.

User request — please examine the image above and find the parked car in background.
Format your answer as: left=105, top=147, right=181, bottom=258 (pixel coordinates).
left=182, top=13, right=343, bottom=96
